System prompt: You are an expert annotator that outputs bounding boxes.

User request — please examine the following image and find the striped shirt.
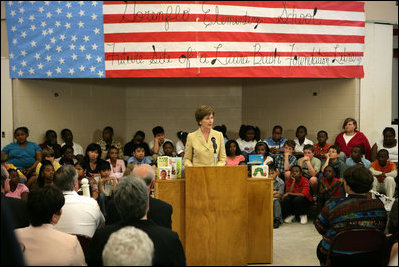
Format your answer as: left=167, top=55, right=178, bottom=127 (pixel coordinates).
left=314, top=195, right=387, bottom=254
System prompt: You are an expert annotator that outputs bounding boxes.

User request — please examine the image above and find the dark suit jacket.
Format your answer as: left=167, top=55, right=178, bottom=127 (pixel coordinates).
left=106, top=197, right=173, bottom=229
left=87, top=219, right=186, bottom=266
left=1, top=194, right=29, bottom=229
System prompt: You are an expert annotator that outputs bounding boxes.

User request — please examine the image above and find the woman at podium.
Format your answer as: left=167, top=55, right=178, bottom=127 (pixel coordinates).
left=183, top=105, right=226, bottom=167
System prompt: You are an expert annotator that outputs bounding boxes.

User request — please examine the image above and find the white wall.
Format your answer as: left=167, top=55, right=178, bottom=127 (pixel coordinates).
left=1, top=58, right=13, bottom=148
left=360, top=23, right=397, bottom=145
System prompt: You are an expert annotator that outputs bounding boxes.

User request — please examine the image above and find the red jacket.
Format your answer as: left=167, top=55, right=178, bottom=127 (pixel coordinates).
left=334, top=131, right=371, bottom=160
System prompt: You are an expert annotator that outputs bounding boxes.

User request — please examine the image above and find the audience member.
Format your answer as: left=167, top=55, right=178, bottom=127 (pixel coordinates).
left=1, top=151, right=26, bottom=183
left=213, top=125, right=228, bottom=144
left=97, top=126, right=124, bottom=160
left=254, top=141, right=273, bottom=165
left=176, top=131, right=188, bottom=157
left=313, top=130, right=331, bottom=160
left=106, top=164, right=172, bottom=228
left=264, top=125, right=287, bottom=158
left=316, top=165, right=341, bottom=212
left=75, top=161, right=99, bottom=200
left=283, top=165, right=313, bottom=225
left=346, top=146, right=371, bottom=168
left=6, top=169, right=29, bottom=201
left=98, top=161, right=118, bottom=216
left=123, top=162, right=137, bottom=176
left=370, top=149, right=397, bottom=198
left=128, top=143, right=153, bottom=165
left=274, top=140, right=297, bottom=180
left=320, top=145, right=347, bottom=179
left=39, top=129, right=62, bottom=159
left=106, top=146, right=126, bottom=180
left=87, top=176, right=186, bottom=266
left=14, top=186, right=86, bottom=266
left=123, top=130, right=151, bottom=159
left=58, top=144, right=77, bottom=165
left=149, top=126, right=172, bottom=157
left=2, top=127, right=42, bottom=179
left=236, top=124, right=260, bottom=156
left=53, top=165, right=105, bottom=238
left=270, top=164, right=284, bottom=228
left=162, top=141, right=177, bottom=157
left=225, top=140, right=246, bottom=166
left=82, top=143, right=106, bottom=181
left=28, top=160, right=55, bottom=190
left=102, top=226, right=154, bottom=266
left=1, top=167, right=29, bottom=229
left=60, top=128, right=84, bottom=160
left=298, top=144, right=321, bottom=195
left=35, top=147, right=61, bottom=176
left=314, top=165, right=387, bottom=265
left=293, top=125, right=314, bottom=158
left=334, top=118, right=372, bottom=160
left=371, top=127, right=398, bottom=165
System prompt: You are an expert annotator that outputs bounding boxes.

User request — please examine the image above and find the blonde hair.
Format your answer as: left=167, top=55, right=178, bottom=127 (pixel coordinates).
left=124, top=162, right=138, bottom=176
left=195, top=105, right=215, bottom=126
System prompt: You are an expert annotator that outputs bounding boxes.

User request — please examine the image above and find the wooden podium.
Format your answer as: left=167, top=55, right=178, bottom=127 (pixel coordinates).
left=155, top=166, right=273, bottom=266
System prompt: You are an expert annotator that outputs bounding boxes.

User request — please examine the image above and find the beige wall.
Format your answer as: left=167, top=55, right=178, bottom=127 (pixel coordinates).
left=365, top=1, right=398, bottom=23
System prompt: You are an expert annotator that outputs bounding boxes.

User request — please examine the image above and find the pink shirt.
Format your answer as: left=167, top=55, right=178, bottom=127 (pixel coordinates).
left=107, top=159, right=126, bottom=180
left=6, top=183, right=29, bottom=199
left=226, top=155, right=246, bottom=166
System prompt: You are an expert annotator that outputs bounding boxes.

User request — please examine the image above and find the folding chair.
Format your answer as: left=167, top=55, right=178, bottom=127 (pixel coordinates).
left=326, top=229, right=388, bottom=266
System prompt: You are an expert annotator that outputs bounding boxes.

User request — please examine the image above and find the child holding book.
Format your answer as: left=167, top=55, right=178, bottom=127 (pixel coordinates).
left=225, top=140, right=246, bottom=166
left=98, top=161, right=118, bottom=216
left=106, top=146, right=126, bottom=180
left=270, top=164, right=285, bottom=228
left=274, top=140, right=297, bottom=180
left=127, top=143, right=153, bottom=165
left=370, top=149, right=397, bottom=198
left=317, top=165, right=341, bottom=212
left=283, top=165, right=313, bottom=224
left=254, top=141, right=273, bottom=165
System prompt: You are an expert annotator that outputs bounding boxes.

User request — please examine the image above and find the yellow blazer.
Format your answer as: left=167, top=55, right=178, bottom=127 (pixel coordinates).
left=183, top=128, right=226, bottom=167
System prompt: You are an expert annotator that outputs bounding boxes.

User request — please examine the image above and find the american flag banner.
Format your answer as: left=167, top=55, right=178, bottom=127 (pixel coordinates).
left=6, top=1, right=365, bottom=78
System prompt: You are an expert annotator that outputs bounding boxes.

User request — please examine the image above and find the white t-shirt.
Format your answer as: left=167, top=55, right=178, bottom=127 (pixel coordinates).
left=60, top=142, right=84, bottom=156
left=54, top=191, right=105, bottom=238
left=376, top=139, right=398, bottom=163
left=343, top=133, right=356, bottom=145
left=264, top=156, right=274, bottom=165
left=176, top=140, right=185, bottom=155
left=149, top=138, right=173, bottom=156
left=294, top=138, right=314, bottom=152
left=236, top=138, right=257, bottom=154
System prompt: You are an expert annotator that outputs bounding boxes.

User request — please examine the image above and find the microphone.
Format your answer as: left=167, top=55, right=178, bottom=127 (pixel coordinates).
left=211, top=137, right=217, bottom=152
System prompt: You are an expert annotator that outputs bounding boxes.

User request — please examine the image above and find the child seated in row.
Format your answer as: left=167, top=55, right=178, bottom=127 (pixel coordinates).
left=35, top=147, right=61, bottom=177
left=57, top=145, right=77, bottom=165
left=1, top=151, right=26, bottom=183
left=313, top=130, right=332, bottom=160
left=283, top=165, right=313, bottom=225
left=346, top=146, right=371, bottom=168
left=6, top=168, right=29, bottom=200
left=128, top=143, right=153, bottom=165
left=317, top=165, right=341, bottom=212
left=270, top=164, right=284, bottom=228
left=106, top=146, right=126, bottom=180
left=98, top=161, right=118, bottom=216
left=226, top=140, right=246, bottom=166
left=163, top=141, right=177, bottom=157
left=294, top=126, right=314, bottom=158
left=298, top=145, right=321, bottom=195
left=274, top=140, right=297, bottom=180
left=264, top=125, right=287, bottom=158
left=74, top=161, right=99, bottom=200
left=370, top=149, right=397, bottom=198
left=236, top=125, right=260, bottom=156
left=254, top=141, right=273, bottom=165
left=320, top=145, right=347, bottom=196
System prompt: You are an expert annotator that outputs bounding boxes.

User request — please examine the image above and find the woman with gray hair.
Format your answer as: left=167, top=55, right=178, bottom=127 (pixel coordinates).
left=102, top=226, right=154, bottom=266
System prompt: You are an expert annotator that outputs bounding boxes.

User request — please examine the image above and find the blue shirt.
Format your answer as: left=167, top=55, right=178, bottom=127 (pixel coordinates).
left=2, top=141, right=42, bottom=169
left=345, top=157, right=371, bottom=169
left=264, top=137, right=287, bottom=156
left=127, top=156, right=152, bottom=165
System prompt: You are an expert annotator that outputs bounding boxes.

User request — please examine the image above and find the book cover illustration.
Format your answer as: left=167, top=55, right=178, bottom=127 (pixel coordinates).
left=251, top=165, right=269, bottom=178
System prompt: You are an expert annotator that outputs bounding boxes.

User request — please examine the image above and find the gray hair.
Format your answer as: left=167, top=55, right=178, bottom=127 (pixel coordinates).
left=53, top=165, right=78, bottom=191
left=132, top=164, right=155, bottom=187
left=114, top=176, right=149, bottom=221
left=102, top=226, right=154, bottom=266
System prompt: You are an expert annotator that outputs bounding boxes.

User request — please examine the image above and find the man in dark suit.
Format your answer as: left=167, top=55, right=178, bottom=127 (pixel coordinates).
left=105, top=164, right=172, bottom=229
left=87, top=176, right=185, bottom=266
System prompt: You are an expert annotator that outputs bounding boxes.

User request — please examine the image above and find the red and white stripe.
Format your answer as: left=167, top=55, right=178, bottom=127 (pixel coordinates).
left=102, top=1, right=365, bottom=78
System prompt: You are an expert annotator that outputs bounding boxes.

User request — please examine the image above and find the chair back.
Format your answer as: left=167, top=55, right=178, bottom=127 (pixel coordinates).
left=74, top=234, right=92, bottom=258
left=326, top=229, right=387, bottom=266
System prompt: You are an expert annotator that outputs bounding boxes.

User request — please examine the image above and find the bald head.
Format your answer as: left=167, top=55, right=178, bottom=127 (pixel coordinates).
left=132, top=164, right=155, bottom=187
